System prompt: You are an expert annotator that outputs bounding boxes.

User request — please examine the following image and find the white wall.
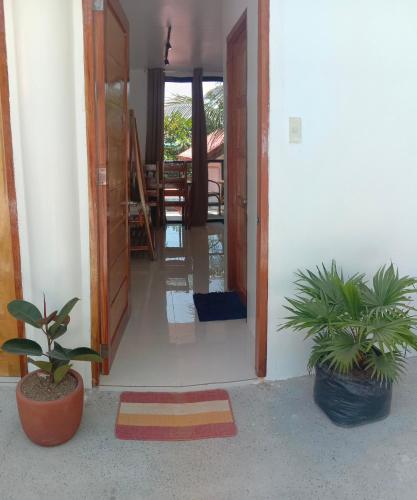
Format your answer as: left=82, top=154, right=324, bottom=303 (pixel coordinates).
left=129, top=68, right=148, bottom=160
left=267, top=0, right=417, bottom=380
left=4, top=0, right=92, bottom=386
left=223, top=0, right=258, bottom=338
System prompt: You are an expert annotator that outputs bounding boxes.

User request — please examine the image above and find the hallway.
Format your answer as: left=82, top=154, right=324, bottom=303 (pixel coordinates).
left=100, top=223, right=256, bottom=388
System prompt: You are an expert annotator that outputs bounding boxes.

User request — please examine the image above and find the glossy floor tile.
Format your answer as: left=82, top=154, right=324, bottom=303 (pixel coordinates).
left=100, top=223, right=256, bottom=388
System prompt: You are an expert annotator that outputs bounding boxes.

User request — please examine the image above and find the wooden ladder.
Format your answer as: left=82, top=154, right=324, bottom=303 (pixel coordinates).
left=128, top=110, right=156, bottom=260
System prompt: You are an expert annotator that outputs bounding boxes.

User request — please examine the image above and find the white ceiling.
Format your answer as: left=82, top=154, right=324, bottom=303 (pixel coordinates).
left=121, top=0, right=224, bottom=74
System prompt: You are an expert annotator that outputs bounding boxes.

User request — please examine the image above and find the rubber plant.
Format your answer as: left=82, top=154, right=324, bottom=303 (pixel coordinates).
left=280, top=262, right=417, bottom=383
left=1, top=297, right=101, bottom=383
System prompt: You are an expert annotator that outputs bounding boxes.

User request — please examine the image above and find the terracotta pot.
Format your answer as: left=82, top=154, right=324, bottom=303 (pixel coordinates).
left=16, top=369, right=84, bottom=446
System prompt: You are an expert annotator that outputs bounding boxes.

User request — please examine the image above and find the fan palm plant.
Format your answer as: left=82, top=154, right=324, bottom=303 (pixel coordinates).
left=165, top=84, right=224, bottom=134
left=281, top=262, right=417, bottom=383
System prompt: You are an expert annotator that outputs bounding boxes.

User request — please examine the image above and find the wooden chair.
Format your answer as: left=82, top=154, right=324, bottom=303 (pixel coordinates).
left=163, top=162, right=190, bottom=226
left=208, top=180, right=224, bottom=216
left=144, top=162, right=164, bottom=227
left=208, top=161, right=224, bottom=216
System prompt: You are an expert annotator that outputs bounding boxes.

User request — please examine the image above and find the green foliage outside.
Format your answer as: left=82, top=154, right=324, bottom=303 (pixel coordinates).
left=164, top=84, right=224, bottom=161
left=204, top=85, right=224, bottom=134
left=164, top=111, right=192, bottom=161
left=280, top=262, right=417, bottom=384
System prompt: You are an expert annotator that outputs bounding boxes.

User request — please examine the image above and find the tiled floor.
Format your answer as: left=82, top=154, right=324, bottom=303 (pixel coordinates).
left=165, top=207, right=224, bottom=223
left=100, top=223, right=256, bottom=388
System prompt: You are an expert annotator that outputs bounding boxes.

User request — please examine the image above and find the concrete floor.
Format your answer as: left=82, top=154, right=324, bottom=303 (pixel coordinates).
left=2, top=361, right=417, bottom=499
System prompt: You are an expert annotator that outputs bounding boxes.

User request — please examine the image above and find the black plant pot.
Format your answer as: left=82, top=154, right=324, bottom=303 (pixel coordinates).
left=314, top=363, right=392, bottom=427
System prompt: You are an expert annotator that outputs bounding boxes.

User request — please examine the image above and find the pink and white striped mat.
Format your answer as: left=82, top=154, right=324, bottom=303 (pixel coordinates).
left=115, top=389, right=237, bottom=441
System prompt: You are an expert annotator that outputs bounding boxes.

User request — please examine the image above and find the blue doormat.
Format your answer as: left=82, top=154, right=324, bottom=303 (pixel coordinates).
left=193, top=292, right=247, bottom=322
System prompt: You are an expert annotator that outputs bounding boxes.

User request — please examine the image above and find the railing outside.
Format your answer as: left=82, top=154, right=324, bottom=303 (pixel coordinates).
left=163, top=160, right=224, bottom=182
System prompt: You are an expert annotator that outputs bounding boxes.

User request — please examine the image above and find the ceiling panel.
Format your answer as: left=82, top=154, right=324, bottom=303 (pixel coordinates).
left=120, top=0, right=224, bottom=73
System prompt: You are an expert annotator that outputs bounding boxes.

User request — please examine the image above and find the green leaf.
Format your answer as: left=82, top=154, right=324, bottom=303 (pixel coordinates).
left=48, top=342, right=71, bottom=361
left=7, top=300, right=43, bottom=328
left=49, top=344, right=101, bottom=363
left=48, top=323, right=68, bottom=340
left=308, top=332, right=330, bottom=372
left=340, top=281, right=362, bottom=320
left=53, top=363, right=72, bottom=384
left=68, top=347, right=102, bottom=362
left=364, top=350, right=406, bottom=384
left=320, top=332, right=364, bottom=374
left=1, top=338, right=43, bottom=356
left=364, top=265, right=417, bottom=310
left=54, top=297, right=79, bottom=326
left=28, top=358, right=53, bottom=373
left=280, top=294, right=347, bottom=338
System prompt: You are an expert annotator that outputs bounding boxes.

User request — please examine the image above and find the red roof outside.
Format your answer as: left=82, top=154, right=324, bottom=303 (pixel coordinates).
left=177, top=130, right=224, bottom=161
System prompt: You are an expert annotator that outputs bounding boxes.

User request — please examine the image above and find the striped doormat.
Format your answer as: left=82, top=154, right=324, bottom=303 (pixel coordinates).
left=115, top=389, right=237, bottom=441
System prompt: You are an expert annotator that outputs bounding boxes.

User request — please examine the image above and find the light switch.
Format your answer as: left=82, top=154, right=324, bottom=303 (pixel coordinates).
left=289, top=117, right=302, bottom=144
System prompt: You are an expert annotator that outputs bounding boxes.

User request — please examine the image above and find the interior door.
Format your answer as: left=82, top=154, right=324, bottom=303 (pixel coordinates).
left=227, top=12, right=248, bottom=304
left=94, top=0, right=130, bottom=374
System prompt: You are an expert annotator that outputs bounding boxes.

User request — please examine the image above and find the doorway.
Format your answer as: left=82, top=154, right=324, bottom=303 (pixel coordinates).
left=83, top=0, right=270, bottom=386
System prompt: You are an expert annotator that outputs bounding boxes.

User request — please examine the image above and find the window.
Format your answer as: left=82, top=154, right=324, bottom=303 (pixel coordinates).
left=163, top=78, right=224, bottom=221
left=164, top=81, right=192, bottom=161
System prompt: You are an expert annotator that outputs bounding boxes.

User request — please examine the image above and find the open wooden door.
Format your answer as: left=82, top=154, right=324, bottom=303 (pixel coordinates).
left=93, top=0, right=130, bottom=374
left=227, top=12, right=248, bottom=304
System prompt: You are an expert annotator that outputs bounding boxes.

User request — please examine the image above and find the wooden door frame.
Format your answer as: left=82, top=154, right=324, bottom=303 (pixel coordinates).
left=0, top=0, right=26, bottom=377
left=227, top=1, right=270, bottom=378
left=255, top=0, right=270, bottom=378
left=83, top=0, right=101, bottom=386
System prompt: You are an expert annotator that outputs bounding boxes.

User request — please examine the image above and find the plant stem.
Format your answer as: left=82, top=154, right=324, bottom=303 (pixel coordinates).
left=43, top=295, right=54, bottom=383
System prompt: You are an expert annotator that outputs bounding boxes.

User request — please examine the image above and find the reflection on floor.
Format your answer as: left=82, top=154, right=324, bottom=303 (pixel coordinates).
left=165, top=207, right=224, bottom=223
left=100, top=223, right=256, bottom=388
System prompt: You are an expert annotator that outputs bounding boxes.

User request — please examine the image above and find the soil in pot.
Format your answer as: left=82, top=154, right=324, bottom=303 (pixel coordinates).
left=21, top=371, right=77, bottom=401
left=314, top=363, right=392, bottom=427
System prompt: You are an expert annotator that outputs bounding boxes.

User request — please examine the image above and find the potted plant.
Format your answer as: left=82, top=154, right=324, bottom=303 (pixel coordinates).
left=280, top=262, right=417, bottom=427
left=1, top=297, right=101, bottom=446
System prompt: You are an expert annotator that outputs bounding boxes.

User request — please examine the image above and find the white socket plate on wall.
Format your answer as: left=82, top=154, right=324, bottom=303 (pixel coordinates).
left=289, top=117, right=302, bottom=144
